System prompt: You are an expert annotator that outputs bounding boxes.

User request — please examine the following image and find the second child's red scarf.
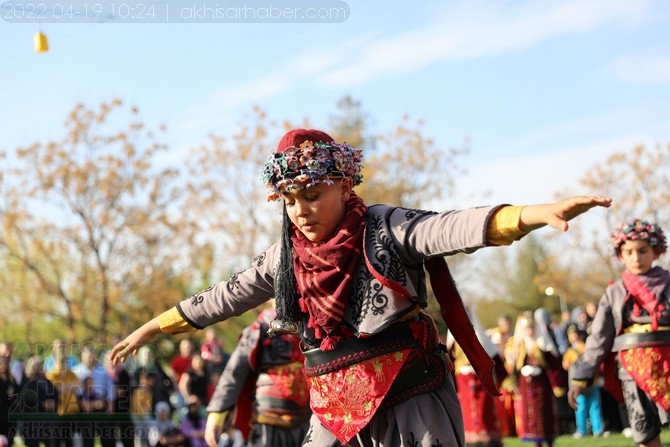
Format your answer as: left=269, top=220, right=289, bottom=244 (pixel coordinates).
left=292, top=193, right=367, bottom=351
left=622, top=266, right=670, bottom=330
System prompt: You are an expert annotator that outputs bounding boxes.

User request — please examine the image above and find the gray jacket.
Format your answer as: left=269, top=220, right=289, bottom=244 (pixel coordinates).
left=177, top=204, right=501, bottom=339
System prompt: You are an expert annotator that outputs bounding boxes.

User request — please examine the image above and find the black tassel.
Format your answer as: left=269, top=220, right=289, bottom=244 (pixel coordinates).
left=273, top=205, right=302, bottom=325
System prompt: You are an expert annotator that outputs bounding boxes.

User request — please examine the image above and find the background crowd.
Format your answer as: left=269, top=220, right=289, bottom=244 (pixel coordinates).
left=0, top=300, right=634, bottom=447
left=1, top=328, right=233, bottom=447
left=482, top=304, right=631, bottom=446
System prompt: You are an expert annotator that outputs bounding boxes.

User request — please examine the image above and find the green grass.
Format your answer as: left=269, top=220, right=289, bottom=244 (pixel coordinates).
left=12, top=430, right=670, bottom=446
left=502, top=430, right=670, bottom=446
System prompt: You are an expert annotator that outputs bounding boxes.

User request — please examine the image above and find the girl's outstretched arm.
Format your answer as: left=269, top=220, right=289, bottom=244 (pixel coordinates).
left=519, top=195, right=612, bottom=233
left=110, top=317, right=162, bottom=365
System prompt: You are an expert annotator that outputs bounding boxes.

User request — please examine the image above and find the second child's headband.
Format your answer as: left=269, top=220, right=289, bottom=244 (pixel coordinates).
left=611, top=219, right=667, bottom=255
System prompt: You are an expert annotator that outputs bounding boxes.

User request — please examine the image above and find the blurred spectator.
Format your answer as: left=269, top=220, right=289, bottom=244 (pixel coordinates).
left=132, top=371, right=157, bottom=447
left=585, top=300, right=597, bottom=321
left=0, top=342, right=25, bottom=386
left=200, top=329, right=229, bottom=377
left=178, top=353, right=209, bottom=407
left=170, top=339, right=194, bottom=413
left=103, top=350, right=134, bottom=447
left=44, top=339, right=78, bottom=373
left=536, top=308, right=570, bottom=436
left=217, top=427, right=245, bottom=447
left=488, top=314, right=516, bottom=438
left=78, top=374, right=110, bottom=447
left=73, top=346, right=113, bottom=392
left=448, top=307, right=505, bottom=447
left=179, top=395, right=207, bottom=447
left=10, top=355, right=59, bottom=447
left=1, top=356, right=18, bottom=447
left=45, top=354, right=81, bottom=447
left=72, top=345, right=114, bottom=408
left=135, top=346, right=175, bottom=415
left=584, top=301, right=597, bottom=334
left=554, top=310, right=572, bottom=355
left=74, top=346, right=116, bottom=447
left=570, top=307, right=590, bottom=335
left=149, top=401, right=188, bottom=447
left=562, top=324, right=605, bottom=438
left=507, top=310, right=561, bottom=446
left=170, top=339, right=194, bottom=385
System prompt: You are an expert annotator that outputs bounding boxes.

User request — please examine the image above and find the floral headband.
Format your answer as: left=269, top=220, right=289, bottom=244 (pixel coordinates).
left=610, top=219, right=667, bottom=254
left=261, top=139, right=363, bottom=201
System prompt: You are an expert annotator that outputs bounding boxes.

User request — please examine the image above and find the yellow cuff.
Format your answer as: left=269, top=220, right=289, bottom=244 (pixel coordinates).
left=158, top=307, right=197, bottom=334
left=572, top=380, right=589, bottom=389
left=487, top=206, right=527, bottom=246
left=207, top=411, right=229, bottom=428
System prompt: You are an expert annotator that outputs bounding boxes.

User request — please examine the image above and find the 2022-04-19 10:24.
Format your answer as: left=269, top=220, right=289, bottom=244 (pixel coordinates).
left=0, top=0, right=167, bottom=22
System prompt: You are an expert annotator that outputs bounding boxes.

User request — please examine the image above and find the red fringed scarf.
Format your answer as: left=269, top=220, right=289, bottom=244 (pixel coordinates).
left=622, top=266, right=670, bottom=330
left=292, top=193, right=367, bottom=351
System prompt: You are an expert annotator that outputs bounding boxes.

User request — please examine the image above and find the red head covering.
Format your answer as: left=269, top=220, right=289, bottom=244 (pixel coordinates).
left=276, top=129, right=335, bottom=152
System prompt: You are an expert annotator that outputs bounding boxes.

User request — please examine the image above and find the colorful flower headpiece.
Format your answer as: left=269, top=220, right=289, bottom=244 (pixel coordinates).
left=610, top=219, right=667, bottom=254
left=261, top=129, right=363, bottom=201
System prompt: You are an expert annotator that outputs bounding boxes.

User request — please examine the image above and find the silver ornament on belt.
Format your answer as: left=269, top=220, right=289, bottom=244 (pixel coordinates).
left=267, top=319, right=300, bottom=336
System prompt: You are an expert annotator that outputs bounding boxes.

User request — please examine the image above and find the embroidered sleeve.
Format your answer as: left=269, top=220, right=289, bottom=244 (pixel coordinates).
left=487, top=206, right=527, bottom=246
left=158, top=307, right=198, bottom=334
left=177, top=243, right=279, bottom=329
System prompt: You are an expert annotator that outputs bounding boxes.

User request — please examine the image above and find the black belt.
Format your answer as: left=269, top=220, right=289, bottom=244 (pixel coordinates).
left=612, top=330, right=670, bottom=352
left=302, top=321, right=418, bottom=376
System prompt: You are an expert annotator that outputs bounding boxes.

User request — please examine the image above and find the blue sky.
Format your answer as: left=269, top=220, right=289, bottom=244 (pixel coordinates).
left=2, top=0, right=669, bottom=209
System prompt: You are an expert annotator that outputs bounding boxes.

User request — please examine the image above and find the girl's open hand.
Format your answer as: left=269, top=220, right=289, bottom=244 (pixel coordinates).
left=110, top=337, right=138, bottom=366
left=109, top=317, right=161, bottom=365
left=520, top=195, right=612, bottom=232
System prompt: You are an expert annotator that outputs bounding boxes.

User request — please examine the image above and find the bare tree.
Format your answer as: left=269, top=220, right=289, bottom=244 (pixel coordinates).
left=0, top=99, right=186, bottom=343
left=356, top=115, right=468, bottom=207
left=182, top=107, right=283, bottom=279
